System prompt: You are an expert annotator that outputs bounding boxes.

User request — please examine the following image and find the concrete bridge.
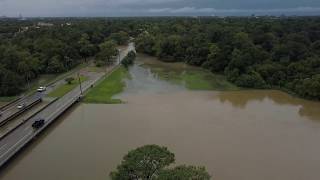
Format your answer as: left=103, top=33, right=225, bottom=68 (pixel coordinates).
left=0, top=43, right=135, bottom=168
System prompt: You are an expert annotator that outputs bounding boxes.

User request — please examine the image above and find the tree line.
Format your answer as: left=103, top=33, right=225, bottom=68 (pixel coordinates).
left=134, top=17, right=320, bottom=100
left=1, top=17, right=320, bottom=100
left=0, top=18, right=131, bottom=96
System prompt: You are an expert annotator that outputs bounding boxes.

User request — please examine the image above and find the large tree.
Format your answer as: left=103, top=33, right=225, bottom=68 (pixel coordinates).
left=78, top=33, right=96, bottom=62
left=110, top=145, right=211, bottom=180
left=108, top=31, right=130, bottom=45
left=96, top=40, right=118, bottom=66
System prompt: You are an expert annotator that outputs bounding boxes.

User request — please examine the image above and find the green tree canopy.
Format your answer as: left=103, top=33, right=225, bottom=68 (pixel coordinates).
left=158, top=165, right=211, bottom=180
left=109, top=31, right=130, bottom=45
left=110, top=145, right=211, bottom=180
left=121, top=50, right=136, bottom=68
left=79, top=33, right=96, bottom=61
left=96, top=40, right=118, bottom=66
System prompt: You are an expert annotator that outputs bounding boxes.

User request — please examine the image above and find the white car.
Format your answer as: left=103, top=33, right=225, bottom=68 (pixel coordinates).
left=17, top=103, right=26, bottom=109
left=37, top=86, right=46, bottom=92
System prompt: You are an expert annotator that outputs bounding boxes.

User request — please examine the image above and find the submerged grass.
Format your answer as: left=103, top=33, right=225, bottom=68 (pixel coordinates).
left=84, top=66, right=129, bottom=104
left=180, top=71, right=240, bottom=91
left=144, top=63, right=240, bottom=91
left=48, top=76, right=87, bottom=98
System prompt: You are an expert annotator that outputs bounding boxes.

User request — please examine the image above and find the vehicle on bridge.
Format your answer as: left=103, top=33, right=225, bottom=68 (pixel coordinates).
left=17, top=103, right=26, bottom=109
left=32, top=119, right=45, bottom=129
left=37, top=86, right=47, bottom=92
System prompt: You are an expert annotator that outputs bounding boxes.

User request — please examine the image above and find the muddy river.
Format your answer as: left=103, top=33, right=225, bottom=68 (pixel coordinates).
left=0, top=55, right=320, bottom=180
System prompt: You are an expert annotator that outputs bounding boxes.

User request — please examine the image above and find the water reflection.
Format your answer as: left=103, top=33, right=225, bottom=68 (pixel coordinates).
left=217, top=90, right=320, bottom=121
left=1, top=54, right=320, bottom=180
left=117, top=62, right=185, bottom=96
left=132, top=54, right=320, bottom=122
left=137, top=54, right=239, bottom=91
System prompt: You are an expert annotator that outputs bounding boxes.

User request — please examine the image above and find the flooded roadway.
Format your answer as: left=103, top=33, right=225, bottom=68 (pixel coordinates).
left=0, top=55, right=320, bottom=180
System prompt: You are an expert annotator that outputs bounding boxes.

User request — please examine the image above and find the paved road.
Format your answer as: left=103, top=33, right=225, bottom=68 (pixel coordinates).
left=0, top=62, right=91, bottom=128
left=0, top=43, right=134, bottom=167
left=0, top=94, right=42, bottom=126
left=0, top=99, right=54, bottom=140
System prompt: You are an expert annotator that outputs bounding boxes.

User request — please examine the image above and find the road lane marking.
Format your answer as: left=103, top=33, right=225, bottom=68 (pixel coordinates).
left=24, top=126, right=30, bottom=131
left=0, top=131, right=32, bottom=159
left=0, top=143, right=8, bottom=151
left=0, top=46, right=130, bottom=161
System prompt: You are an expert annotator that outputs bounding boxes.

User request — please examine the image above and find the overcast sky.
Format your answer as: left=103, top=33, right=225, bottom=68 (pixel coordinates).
left=1, top=0, right=320, bottom=17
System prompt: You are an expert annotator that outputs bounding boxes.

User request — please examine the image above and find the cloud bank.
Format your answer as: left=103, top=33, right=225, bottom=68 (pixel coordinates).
left=148, top=6, right=320, bottom=14
left=0, top=0, right=319, bottom=17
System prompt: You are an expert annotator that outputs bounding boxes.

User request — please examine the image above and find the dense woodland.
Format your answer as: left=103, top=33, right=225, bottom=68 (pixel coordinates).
left=0, top=18, right=131, bottom=96
left=1, top=17, right=320, bottom=100
left=135, top=17, right=320, bottom=100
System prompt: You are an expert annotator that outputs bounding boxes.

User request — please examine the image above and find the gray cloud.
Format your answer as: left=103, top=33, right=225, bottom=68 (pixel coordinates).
left=148, top=6, right=320, bottom=14
left=0, top=0, right=320, bottom=17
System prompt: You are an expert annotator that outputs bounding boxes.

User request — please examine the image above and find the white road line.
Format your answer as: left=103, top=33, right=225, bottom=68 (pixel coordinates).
left=0, top=143, right=8, bottom=151
left=24, top=126, right=30, bottom=131
left=0, top=132, right=32, bottom=159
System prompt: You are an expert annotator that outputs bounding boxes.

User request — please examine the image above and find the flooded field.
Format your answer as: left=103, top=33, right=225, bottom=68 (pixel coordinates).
left=0, top=54, right=320, bottom=180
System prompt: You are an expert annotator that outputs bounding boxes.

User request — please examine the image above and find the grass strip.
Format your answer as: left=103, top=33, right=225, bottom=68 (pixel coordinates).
left=48, top=76, right=87, bottom=98
left=84, top=66, right=128, bottom=104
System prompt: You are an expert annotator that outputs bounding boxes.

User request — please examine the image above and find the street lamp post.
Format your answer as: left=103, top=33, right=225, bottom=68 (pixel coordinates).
left=118, top=49, right=121, bottom=65
left=78, top=73, right=83, bottom=95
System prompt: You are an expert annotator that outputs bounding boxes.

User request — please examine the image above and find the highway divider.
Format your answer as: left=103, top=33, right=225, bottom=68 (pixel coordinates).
left=0, top=97, right=42, bottom=127
left=0, top=98, right=58, bottom=141
left=0, top=97, right=22, bottom=111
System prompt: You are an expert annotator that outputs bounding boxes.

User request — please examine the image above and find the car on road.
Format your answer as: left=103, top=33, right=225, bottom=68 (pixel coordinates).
left=32, top=119, right=45, bottom=129
left=37, top=86, right=47, bottom=92
left=17, top=103, right=26, bottom=109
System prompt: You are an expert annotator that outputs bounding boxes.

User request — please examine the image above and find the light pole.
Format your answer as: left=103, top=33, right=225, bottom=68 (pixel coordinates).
left=78, top=73, right=83, bottom=95
left=26, top=72, right=30, bottom=91
left=118, top=49, right=121, bottom=65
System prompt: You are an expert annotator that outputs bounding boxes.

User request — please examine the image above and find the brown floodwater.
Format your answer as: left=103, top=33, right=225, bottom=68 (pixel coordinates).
left=0, top=56, right=320, bottom=180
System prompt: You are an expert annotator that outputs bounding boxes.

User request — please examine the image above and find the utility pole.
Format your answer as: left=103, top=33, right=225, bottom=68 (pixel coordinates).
left=26, top=72, right=30, bottom=91
left=118, top=49, right=121, bottom=65
left=78, top=73, right=83, bottom=95
left=104, top=60, right=109, bottom=76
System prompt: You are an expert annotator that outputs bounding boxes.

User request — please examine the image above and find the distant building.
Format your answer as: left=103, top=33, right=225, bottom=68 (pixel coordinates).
left=19, top=26, right=29, bottom=33
left=37, top=22, right=54, bottom=27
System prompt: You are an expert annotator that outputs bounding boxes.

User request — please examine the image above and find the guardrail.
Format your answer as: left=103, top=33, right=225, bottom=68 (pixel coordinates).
left=0, top=70, right=103, bottom=167
left=0, top=98, right=58, bottom=141
left=0, top=62, right=87, bottom=112
left=0, top=44, right=133, bottom=168
left=0, top=97, right=22, bottom=111
left=0, top=93, right=82, bottom=168
left=0, top=97, right=42, bottom=127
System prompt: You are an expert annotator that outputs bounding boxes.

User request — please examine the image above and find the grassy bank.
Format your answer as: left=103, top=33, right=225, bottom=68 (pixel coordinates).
left=48, top=76, right=87, bottom=98
left=84, top=66, right=129, bottom=104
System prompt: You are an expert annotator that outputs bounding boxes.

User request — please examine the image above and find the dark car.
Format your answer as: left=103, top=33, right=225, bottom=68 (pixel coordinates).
left=32, top=119, right=45, bottom=129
